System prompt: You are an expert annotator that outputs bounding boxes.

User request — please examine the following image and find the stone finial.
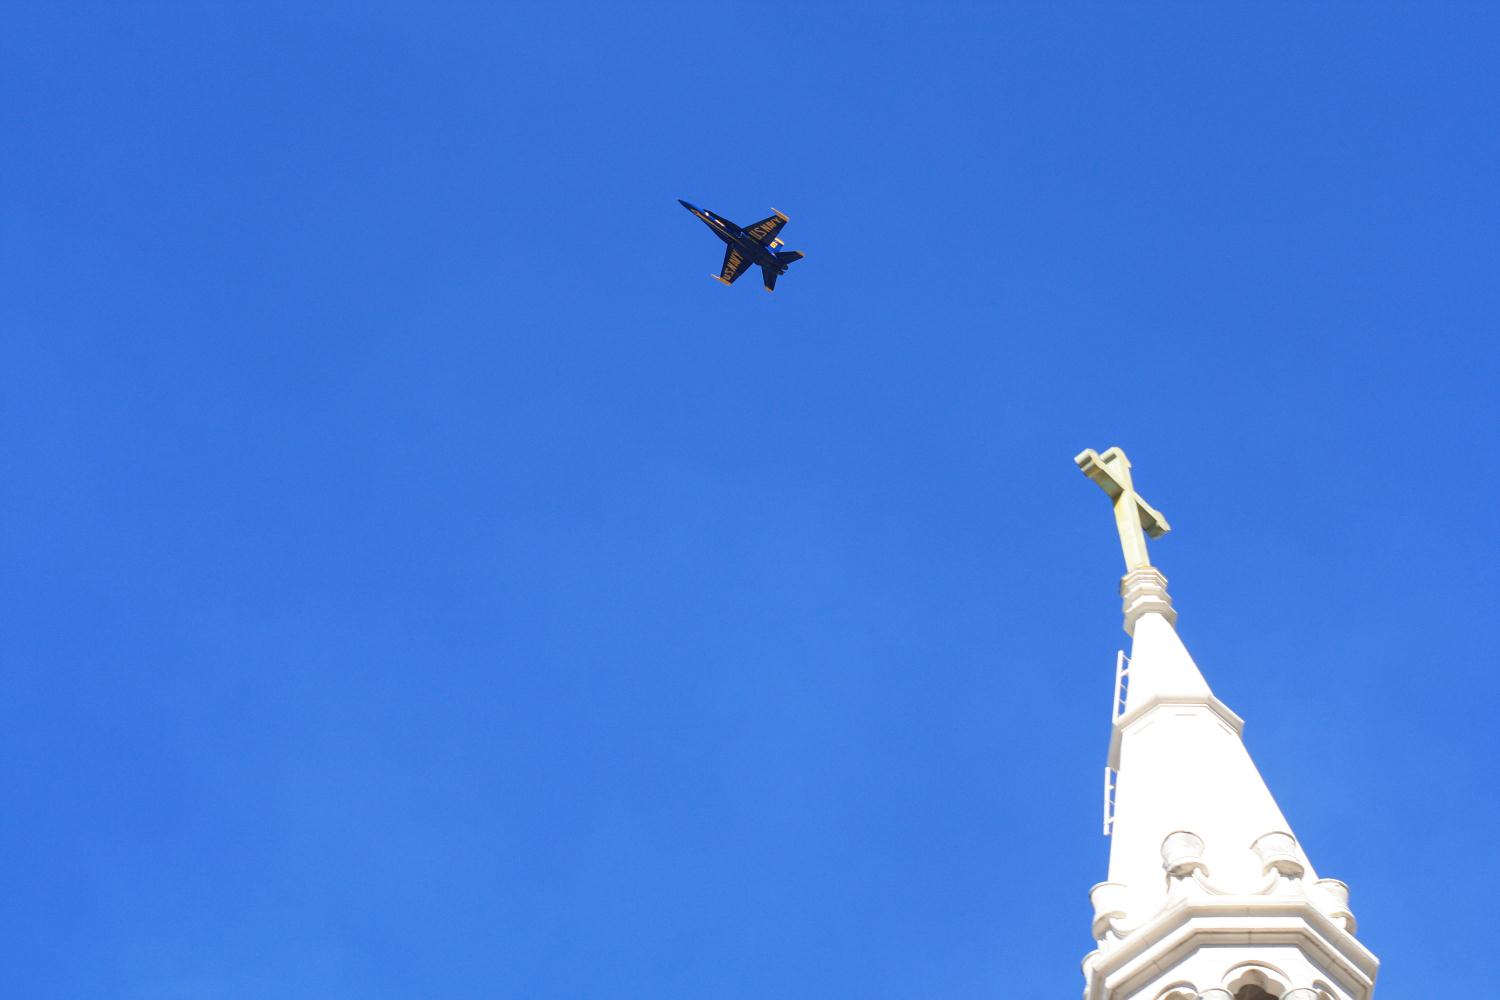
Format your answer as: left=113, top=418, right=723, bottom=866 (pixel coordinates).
left=1090, top=881, right=1130, bottom=940
left=1153, top=988, right=1197, bottom=1000
left=1251, top=831, right=1306, bottom=879
left=1161, top=831, right=1208, bottom=878
left=1314, top=878, right=1357, bottom=934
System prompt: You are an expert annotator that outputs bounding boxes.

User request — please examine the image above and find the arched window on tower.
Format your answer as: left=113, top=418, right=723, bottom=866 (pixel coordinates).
left=1222, top=963, right=1291, bottom=999
left=1235, top=987, right=1280, bottom=1000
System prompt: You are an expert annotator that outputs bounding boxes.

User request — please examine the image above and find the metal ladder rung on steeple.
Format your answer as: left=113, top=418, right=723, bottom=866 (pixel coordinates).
left=1103, top=651, right=1129, bottom=835
left=1112, top=649, right=1130, bottom=721
left=1103, top=766, right=1117, bottom=836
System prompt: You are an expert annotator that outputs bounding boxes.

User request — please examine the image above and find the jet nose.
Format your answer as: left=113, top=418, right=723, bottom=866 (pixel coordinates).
left=678, top=199, right=698, bottom=213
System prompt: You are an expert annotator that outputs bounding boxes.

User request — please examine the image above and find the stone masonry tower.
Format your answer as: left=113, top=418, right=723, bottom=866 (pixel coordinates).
left=1075, top=448, right=1378, bottom=1000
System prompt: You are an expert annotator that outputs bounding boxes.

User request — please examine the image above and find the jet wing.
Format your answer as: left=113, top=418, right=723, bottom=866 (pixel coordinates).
left=742, top=210, right=789, bottom=246
left=714, top=244, right=753, bottom=285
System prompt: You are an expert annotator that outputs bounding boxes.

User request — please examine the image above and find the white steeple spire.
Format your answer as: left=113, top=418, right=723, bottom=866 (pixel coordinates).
left=1075, top=449, right=1378, bottom=1000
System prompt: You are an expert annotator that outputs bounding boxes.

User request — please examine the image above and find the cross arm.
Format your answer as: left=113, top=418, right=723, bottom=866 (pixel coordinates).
left=1136, top=497, right=1170, bottom=539
left=1074, top=449, right=1170, bottom=537
left=1075, top=449, right=1124, bottom=500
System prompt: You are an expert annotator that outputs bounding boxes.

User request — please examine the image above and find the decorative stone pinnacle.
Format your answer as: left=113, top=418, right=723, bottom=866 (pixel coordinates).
left=1161, top=830, right=1209, bottom=878
left=1121, top=566, right=1175, bottom=634
left=1252, top=831, right=1306, bottom=879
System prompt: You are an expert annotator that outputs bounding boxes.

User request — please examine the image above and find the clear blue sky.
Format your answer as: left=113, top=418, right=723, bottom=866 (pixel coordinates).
left=4, top=4, right=1497, bottom=997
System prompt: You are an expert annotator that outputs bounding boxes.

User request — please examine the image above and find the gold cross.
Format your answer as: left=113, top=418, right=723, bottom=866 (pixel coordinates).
left=1075, top=447, right=1171, bottom=570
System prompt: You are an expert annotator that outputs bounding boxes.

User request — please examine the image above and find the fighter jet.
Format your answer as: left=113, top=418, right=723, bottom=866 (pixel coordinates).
left=678, top=200, right=805, bottom=291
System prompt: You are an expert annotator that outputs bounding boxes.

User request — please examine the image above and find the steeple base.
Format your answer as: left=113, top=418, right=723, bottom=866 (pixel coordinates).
left=1082, top=897, right=1377, bottom=1000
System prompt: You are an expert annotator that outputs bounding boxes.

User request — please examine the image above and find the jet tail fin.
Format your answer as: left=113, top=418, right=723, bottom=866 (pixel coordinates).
left=761, top=250, right=804, bottom=292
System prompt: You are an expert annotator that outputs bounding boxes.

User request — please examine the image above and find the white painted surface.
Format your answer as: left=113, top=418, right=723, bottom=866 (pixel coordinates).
left=1108, top=609, right=1307, bottom=916
left=1081, top=572, right=1377, bottom=1000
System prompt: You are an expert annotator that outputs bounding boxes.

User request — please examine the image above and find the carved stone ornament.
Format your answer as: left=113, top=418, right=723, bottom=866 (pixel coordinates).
left=1251, top=830, right=1306, bottom=879
left=1152, top=986, right=1198, bottom=1000
left=1161, top=830, right=1208, bottom=878
left=1313, top=878, right=1357, bottom=933
left=1089, top=881, right=1131, bottom=941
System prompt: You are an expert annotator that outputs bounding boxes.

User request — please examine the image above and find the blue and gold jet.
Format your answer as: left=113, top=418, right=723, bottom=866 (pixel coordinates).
left=678, top=200, right=805, bottom=291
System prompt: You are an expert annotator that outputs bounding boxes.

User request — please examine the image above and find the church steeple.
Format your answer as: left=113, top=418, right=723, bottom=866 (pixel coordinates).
left=1075, top=449, right=1378, bottom=1000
